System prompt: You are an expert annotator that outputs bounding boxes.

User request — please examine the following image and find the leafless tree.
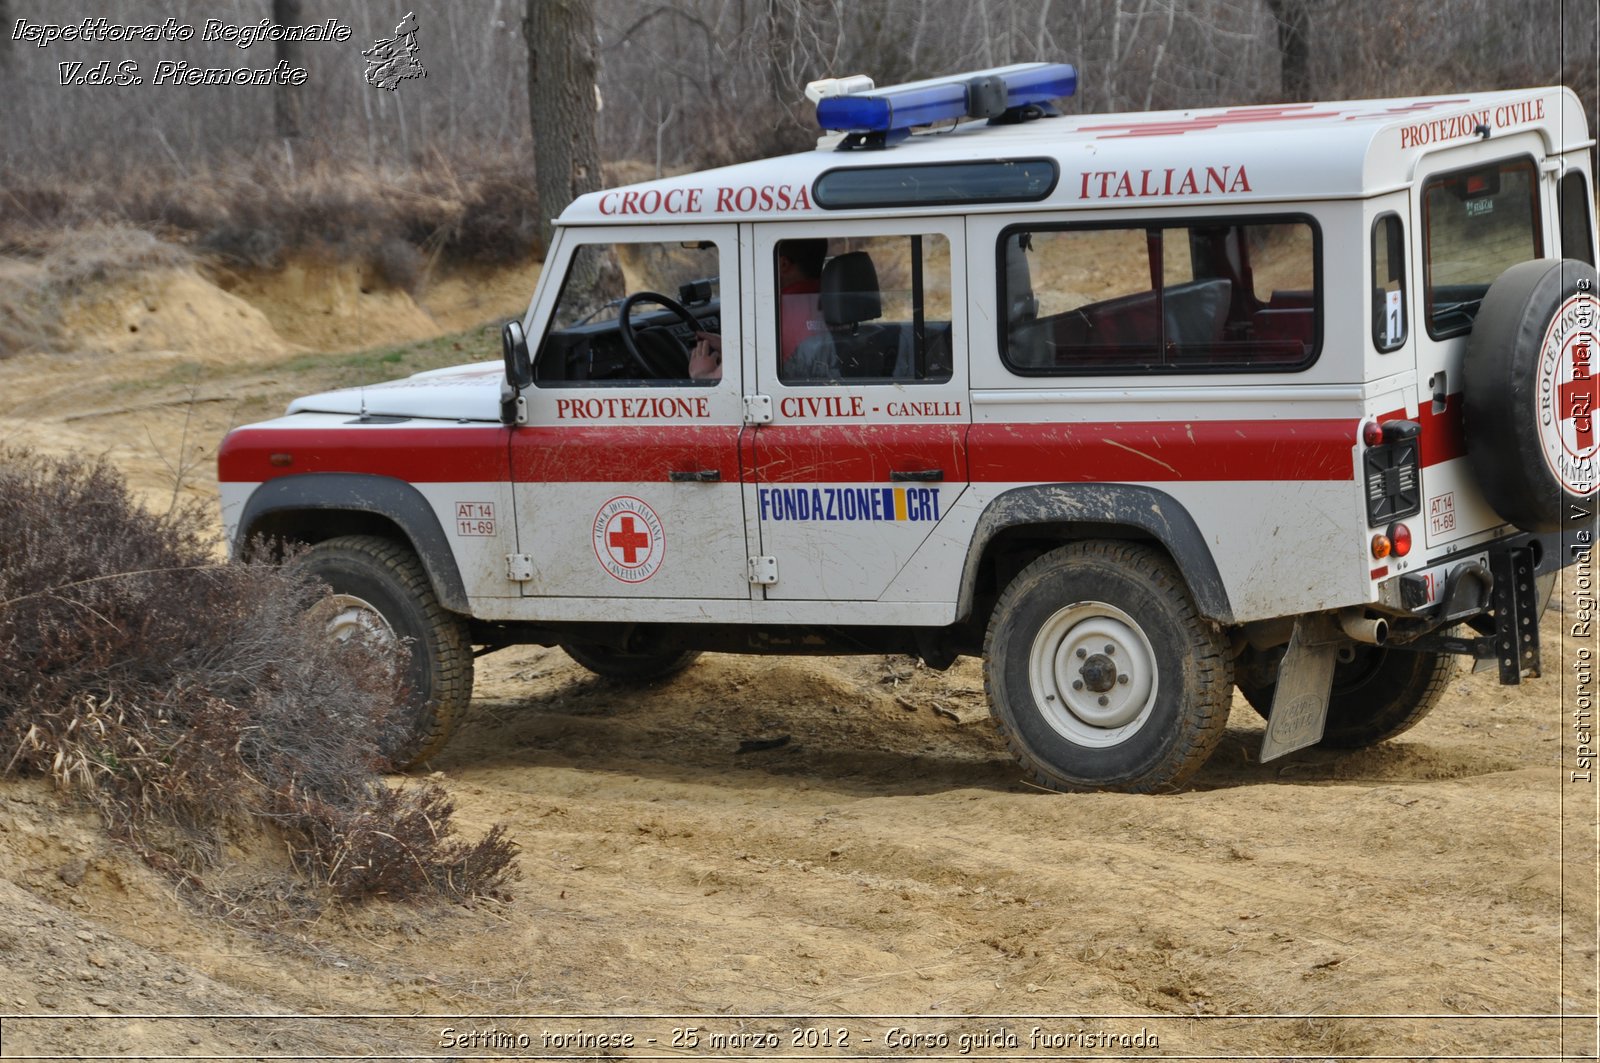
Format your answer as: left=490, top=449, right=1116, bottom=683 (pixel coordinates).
left=1263, top=0, right=1312, bottom=100
left=272, top=0, right=303, bottom=138
left=524, top=0, right=604, bottom=251
left=0, top=0, right=1589, bottom=205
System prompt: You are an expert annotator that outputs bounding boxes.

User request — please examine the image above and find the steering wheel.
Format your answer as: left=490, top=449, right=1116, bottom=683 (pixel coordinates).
left=618, top=291, right=703, bottom=379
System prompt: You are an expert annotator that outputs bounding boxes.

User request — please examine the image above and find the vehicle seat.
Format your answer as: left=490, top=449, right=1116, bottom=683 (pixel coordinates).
left=820, top=251, right=899, bottom=377
left=1161, top=278, right=1232, bottom=349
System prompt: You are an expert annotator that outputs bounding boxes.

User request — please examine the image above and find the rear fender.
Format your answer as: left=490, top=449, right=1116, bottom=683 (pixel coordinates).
left=957, top=484, right=1233, bottom=624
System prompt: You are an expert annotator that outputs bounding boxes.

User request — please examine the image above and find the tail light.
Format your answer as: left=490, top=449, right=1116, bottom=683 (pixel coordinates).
left=1389, top=522, right=1412, bottom=557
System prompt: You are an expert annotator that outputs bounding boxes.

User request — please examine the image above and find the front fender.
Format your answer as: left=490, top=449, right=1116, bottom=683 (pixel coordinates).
left=235, top=473, right=470, bottom=613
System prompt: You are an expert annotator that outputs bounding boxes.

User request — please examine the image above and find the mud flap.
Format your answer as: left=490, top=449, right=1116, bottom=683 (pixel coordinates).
left=1258, top=614, right=1343, bottom=763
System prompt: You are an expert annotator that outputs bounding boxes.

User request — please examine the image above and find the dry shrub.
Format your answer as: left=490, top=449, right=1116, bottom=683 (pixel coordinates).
left=0, top=448, right=517, bottom=907
left=2, top=148, right=543, bottom=285
left=0, top=226, right=195, bottom=358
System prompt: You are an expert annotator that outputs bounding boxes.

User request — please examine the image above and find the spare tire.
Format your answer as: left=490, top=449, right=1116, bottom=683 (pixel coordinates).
left=1463, top=258, right=1599, bottom=531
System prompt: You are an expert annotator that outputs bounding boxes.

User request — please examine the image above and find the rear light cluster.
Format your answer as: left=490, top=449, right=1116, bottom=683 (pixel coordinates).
left=1361, top=417, right=1422, bottom=566
left=1370, top=522, right=1412, bottom=560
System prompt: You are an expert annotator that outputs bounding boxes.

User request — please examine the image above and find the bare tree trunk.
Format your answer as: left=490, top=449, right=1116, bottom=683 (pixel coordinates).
left=1263, top=0, right=1312, bottom=101
left=0, top=0, right=13, bottom=74
left=273, top=0, right=303, bottom=138
left=524, top=0, right=604, bottom=254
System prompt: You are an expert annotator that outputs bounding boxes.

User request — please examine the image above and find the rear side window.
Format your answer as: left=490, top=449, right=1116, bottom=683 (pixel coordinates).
left=999, top=217, right=1320, bottom=374
left=1561, top=170, right=1596, bottom=265
left=1422, top=157, right=1541, bottom=338
left=1372, top=213, right=1407, bottom=351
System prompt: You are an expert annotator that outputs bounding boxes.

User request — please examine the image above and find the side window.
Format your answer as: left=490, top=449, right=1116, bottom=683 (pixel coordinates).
left=775, top=233, right=953, bottom=384
left=1422, top=157, right=1541, bottom=338
left=1001, top=217, right=1320, bottom=374
left=1372, top=213, right=1407, bottom=351
left=1561, top=170, right=1596, bottom=266
left=535, top=239, right=723, bottom=386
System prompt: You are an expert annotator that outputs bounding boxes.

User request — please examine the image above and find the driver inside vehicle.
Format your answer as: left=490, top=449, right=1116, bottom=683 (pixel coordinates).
left=689, top=238, right=829, bottom=381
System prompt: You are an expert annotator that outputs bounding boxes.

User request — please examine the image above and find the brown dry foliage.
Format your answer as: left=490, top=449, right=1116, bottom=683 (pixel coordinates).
left=1, top=151, right=542, bottom=279
left=0, top=448, right=517, bottom=907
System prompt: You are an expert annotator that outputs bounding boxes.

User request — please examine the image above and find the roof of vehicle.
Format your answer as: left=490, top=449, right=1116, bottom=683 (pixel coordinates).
left=559, top=86, right=1589, bottom=225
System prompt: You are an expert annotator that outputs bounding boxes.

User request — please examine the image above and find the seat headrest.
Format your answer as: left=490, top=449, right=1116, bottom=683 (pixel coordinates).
left=820, top=251, right=881, bottom=326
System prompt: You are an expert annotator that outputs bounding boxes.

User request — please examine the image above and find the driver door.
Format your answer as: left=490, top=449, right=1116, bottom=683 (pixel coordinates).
left=510, top=225, right=750, bottom=601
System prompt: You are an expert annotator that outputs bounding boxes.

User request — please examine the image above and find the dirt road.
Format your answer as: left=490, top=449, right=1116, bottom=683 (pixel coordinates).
left=0, top=270, right=1595, bottom=1060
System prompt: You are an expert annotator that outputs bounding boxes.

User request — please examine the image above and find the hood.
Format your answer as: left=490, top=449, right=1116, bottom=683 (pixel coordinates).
left=286, top=360, right=505, bottom=421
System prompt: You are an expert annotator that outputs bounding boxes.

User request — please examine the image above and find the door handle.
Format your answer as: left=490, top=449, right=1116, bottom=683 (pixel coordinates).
left=669, top=469, right=721, bottom=482
left=891, top=468, right=944, bottom=482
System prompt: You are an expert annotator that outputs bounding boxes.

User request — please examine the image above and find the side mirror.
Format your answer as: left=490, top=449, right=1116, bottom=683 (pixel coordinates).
left=502, top=320, right=532, bottom=389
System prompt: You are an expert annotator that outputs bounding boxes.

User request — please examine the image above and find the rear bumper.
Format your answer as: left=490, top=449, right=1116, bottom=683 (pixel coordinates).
left=1379, top=527, right=1585, bottom=616
left=1377, top=526, right=1588, bottom=683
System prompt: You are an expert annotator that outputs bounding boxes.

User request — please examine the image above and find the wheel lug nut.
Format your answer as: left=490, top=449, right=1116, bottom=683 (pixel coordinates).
left=1072, top=680, right=1084, bottom=691
left=1097, top=695, right=1109, bottom=706
left=1075, top=648, right=1087, bottom=659
left=1118, top=674, right=1129, bottom=684
left=1105, top=644, right=1115, bottom=654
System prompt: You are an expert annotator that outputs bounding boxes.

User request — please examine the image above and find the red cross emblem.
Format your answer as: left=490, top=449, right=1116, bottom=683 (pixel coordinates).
left=593, top=496, right=665, bottom=583
left=1558, top=341, right=1597, bottom=454
left=607, top=515, right=652, bottom=565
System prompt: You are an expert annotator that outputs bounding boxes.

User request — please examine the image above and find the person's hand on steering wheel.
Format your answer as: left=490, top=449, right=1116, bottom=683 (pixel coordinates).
left=689, top=332, right=722, bottom=381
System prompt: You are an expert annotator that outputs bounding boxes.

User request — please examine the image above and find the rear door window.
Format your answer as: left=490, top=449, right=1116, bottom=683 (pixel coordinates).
left=1422, top=157, right=1542, bottom=338
left=1561, top=170, right=1596, bottom=266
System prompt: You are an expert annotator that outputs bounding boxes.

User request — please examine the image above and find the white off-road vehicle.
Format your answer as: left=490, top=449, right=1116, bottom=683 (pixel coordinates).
left=220, top=65, right=1598, bottom=792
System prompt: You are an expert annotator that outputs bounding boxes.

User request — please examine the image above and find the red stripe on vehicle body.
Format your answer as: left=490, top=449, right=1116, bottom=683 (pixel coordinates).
left=967, top=419, right=1356, bottom=482
left=511, top=425, right=742, bottom=483
left=755, top=424, right=969, bottom=484
left=1378, top=395, right=1466, bottom=468
left=218, top=426, right=512, bottom=484
left=220, top=419, right=1361, bottom=486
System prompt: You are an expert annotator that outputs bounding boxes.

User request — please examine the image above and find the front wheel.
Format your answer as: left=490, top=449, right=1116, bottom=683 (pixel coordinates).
left=295, top=535, right=474, bottom=769
left=983, top=541, right=1233, bottom=793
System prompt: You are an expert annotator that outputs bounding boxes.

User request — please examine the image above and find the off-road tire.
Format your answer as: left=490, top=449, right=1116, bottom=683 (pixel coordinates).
left=563, top=642, right=702, bottom=683
left=296, top=535, right=473, bottom=769
left=1463, top=258, right=1599, bottom=531
left=1238, top=645, right=1455, bottom=749
left=983, top=541, right=1233, bottom=793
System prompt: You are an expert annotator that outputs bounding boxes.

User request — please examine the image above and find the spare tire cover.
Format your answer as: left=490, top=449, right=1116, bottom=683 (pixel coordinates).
left=1463, top=258, right=1598, bottom=531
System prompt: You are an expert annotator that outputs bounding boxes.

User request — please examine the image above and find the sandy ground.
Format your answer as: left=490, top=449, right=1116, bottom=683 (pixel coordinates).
left=0, top=263, right=1596, bottom=1061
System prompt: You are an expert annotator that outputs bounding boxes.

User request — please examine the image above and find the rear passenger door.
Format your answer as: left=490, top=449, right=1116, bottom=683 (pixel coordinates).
left=747, top=219, right=969, bottom=603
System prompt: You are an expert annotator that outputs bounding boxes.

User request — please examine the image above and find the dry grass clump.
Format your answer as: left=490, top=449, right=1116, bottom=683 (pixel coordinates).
left=0, top=448, right=516, bottom=907
left=2, top=149, right=542, bottom=282
left=0, top=225, right=195, bottom=358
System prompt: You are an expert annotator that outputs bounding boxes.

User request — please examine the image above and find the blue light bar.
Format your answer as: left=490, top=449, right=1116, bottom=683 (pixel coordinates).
left=816, top=62, right=1077, bottom=136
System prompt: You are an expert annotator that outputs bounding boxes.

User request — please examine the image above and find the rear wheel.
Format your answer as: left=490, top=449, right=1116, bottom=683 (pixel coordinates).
left=1463, top=258, right=1599, bottom=530
left=296, top=535, right=473, bottom=769
left=983, top=541, right=1232, bottom=793
left=1239, top=644, right=1454, bottom=749
left=563, top=642, right=701, bottom=683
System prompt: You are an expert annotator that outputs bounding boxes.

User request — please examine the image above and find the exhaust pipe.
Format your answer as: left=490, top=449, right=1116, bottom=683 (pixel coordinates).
left=1338, top=608, right=1388, bottom=646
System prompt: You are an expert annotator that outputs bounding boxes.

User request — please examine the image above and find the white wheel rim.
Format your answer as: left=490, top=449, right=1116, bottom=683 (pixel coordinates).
left=322, top=593, right=398, bottom=651
left=1027, top=601, right=1158, bottom=747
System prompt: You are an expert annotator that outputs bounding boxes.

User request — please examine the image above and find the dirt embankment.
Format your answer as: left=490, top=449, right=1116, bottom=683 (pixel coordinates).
left=0, top=255, right=1594, bottom=1060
